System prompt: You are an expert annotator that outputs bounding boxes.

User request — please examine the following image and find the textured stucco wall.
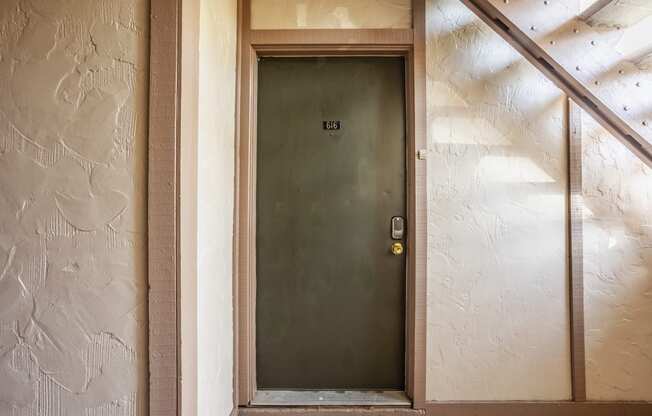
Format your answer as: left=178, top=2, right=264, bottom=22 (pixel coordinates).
left=0, top=0, right=149, bottom=414
left=582, top=113, right=652, bottom=400
left=250, top=0, right=412, bottom=29
left=425, top=0, right=571, bottom=400
left=197, top=0, right=237, bottom=414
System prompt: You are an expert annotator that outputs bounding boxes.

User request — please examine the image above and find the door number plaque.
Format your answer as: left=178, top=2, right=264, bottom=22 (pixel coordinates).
left=323, top=120, right=342, bottom=130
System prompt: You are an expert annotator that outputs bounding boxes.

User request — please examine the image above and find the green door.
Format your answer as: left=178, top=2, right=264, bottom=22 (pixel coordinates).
left=256, top=57, right=406, bottom=390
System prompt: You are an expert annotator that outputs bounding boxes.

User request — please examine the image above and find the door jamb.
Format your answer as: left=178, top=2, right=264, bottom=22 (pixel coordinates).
left=233, top=0, right=428, bottom=410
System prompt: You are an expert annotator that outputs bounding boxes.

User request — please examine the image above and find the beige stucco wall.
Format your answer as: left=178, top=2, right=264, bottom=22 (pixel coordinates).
left=3, top=0, right=650, bottom=410
left=0, top=0, right=149, bottom=414
left=196, top=0, right=237, bottom=414
left=251, top=0, right=412, bottom=29
left=582, top=112, right=652, bottom=400
left=425, top=0, right=572, bottom=400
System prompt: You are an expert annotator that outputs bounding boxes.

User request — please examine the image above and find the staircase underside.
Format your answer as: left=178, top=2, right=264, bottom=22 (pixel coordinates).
left=459, top=0, right=652, bottom=168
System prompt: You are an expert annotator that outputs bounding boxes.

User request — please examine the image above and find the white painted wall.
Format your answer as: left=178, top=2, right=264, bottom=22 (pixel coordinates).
left=0, top=0, right=149, bottom=413
left=425, top=0, right=572, bottom=400
left=582, top=112, right=652, bottom=400
left=197, top=0, right=238, bottom=414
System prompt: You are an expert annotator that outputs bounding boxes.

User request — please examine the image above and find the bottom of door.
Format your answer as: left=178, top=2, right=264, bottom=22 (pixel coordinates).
left=251, top=390, right=411, bottom=407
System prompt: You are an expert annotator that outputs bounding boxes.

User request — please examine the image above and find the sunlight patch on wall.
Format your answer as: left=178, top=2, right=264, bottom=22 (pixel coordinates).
left=425, top=0, right=571, bottom=401
left=477, top=156, right=556, bottom=183
left=431, top=117, right=512, bottom=145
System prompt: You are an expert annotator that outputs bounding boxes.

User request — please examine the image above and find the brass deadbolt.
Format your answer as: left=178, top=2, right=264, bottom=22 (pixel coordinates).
left=391, top=242, right=404, bottom=256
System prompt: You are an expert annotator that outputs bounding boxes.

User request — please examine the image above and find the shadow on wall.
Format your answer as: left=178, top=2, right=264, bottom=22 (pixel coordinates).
left=425, top=0, right=652, bottom=402
left=0, top=0, right=149, bottom=414
left=537, top=15, right=652, bottom=120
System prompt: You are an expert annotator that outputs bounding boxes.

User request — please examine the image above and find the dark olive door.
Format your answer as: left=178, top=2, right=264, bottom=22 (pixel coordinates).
left=256, top=57, right=406, bottom=390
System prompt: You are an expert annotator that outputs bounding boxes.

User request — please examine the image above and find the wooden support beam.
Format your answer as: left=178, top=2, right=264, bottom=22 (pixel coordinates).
left=423, top=401, right=652, bottom=415
left=568, top=99, right=586, bottom=402
left=457, top=0, right=652, bottom=169
left=234, top=402, right=652, bottom=415
left=148, top=0, right=181, bottom=415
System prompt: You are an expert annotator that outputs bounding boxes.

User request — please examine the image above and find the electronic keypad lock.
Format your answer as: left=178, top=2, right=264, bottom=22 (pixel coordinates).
left=391, top=216, right=405, bottom=240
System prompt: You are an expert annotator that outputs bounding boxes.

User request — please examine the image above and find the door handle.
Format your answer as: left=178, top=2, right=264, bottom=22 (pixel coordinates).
left=391, top=242, right=404, bottom=256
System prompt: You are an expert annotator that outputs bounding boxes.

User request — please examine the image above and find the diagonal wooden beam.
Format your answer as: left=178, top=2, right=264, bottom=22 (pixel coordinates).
left=458, top=0, right=652, bottom=168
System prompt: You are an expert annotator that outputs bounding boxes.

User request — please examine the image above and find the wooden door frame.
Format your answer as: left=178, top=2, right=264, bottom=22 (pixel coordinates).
left=233, top=0, right=428, bottom=409
left=148, top=0, right=181, bottom=415
left=149, top=1, right=652, bottom=415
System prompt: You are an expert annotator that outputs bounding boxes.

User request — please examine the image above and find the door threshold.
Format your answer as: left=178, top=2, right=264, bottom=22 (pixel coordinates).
left=251, top=390, right=411, bottom=406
